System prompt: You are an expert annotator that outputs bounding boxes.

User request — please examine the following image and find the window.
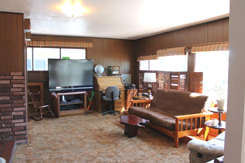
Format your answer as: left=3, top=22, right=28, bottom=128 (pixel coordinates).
left=195, top=51, right=229, bottom=100
left=157, top=55, right=187, bottom=71
left=61, top=49, right=86, bottom=59
left=139, top=60, right=149, bottom=70
left=27, top=47, right=86, bottom=71
left=27, top=48, right=32, bottom=71
left=139, top=55, right=187, bottom=71
left=33, top=48, right=60, bottom=71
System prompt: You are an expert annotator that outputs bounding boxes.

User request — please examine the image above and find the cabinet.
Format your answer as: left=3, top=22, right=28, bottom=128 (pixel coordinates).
left=170, top=72, right=187, bottom=91
left=51, top=91, right=87, bottom=117
left=93, top=76, right=125, bottom=112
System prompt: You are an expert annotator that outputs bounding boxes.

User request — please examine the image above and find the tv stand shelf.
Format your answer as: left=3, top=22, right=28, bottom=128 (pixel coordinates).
left=51, top=91, right=87, bottom=117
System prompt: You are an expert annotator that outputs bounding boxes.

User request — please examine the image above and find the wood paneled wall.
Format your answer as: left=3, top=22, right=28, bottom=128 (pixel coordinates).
left=28, top=35, right=135, bottom=104
left=134, top=18, right=229, bottom=87
left=29, top=18, right=229, bottom=95
left=30, top=35, right=134, bottom=76
left=0, top=12, right=24, bottom=72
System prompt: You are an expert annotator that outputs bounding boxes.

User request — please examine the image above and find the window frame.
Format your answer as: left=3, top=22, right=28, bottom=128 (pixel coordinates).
left=27, top=47, right=87, bottom=71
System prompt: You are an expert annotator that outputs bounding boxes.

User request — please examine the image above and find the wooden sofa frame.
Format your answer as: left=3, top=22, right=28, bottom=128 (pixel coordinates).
left=131, top=100, right=212, bottom=148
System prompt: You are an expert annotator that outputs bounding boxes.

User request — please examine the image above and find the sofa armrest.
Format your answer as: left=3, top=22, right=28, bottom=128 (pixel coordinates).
left=174, top=112, right=212, bottom=139
left=175, top=112, right=213, bottom=119
left=187, top=139, right=224, bottom=155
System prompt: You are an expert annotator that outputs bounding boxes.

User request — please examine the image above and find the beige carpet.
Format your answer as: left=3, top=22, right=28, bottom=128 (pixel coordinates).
left=13, top=113, right=189, bottom=163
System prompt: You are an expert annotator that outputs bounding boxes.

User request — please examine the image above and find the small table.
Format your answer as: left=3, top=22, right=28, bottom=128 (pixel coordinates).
left=120, top=115, right=149, bottom=138
left=204, top=107, right=226, bottom=134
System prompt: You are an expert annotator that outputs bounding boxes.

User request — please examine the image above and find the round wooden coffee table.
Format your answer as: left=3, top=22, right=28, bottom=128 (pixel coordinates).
left=120, top=115, right=149, bottom=138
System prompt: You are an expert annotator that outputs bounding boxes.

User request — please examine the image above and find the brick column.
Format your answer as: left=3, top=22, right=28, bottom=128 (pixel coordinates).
left=0, top=72, right=27, bottom=144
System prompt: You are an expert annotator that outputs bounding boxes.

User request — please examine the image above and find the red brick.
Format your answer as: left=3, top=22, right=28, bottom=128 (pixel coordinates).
left=16, top=139, right=27, bottom=144
left=13, top=99, right=25, bottom=103
left=0, top=92, right=12, bottom=96
left=12, top=103, right=25, bottom=107
left=10, top=72, right=22, bottom=76
left=0, top=88, right=10, bottom=92
left=12, top=92, right=25, bottom=95
left=13, top=107, right=26, bottom=111
left=13, top=127, right=24, bottom=131
left=0, top=76, right=11, bottom=80
left=9, top=132, right=14, bottom=136
left=1, top=116, right=13, bottom=120
left=0, top=96, right=10, bottom=100
left=0, top=100, right=12, bottom=104
left=0, top=72, right=10, bottom=76
left=11, top=96, right=25, bottom=100
left=0, top=84, right=12, bottom=88
left=11, top=88, right=22, bottom=92
left=12, top=112, right=24, bottom=115
left=0, top=120, right=12, bottom=124
left=1, top=108, right=13, bottom=112
left=12, top=119, right=24, bottom=123
left=0, top=128, right=11, bottom=132
left=2, top=124, right=14, bottom=127
left=15, top=131, right=27, bottom=135
left=0, top=104, right=11, bottom=108
left=13, top=84, right=25, bottom=88
left=12, top=76, right=24, bottom=80
left=15, top=123, right=27, bottom=127
left=11, top=80, right=24, bottom=84
left=13, top=115, right=26, bottom=119
left=13, top=135, right=27, bottom=139
left=2, top=112, right=11, bottom=116
left=0, top=80, right=10, bottom=84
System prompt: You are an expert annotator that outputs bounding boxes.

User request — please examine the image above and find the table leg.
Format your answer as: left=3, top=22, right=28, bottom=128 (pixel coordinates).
left=218, top=113, right=222, bottom=134
left=124, top=124, right=138, bottom=138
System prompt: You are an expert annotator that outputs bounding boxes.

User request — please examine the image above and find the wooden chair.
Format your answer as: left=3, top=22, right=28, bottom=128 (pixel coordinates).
left=28, top=91, right=55, bottom=121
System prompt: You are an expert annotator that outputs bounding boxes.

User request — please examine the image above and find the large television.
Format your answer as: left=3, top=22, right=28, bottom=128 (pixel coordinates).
left=48, top=59, right=94, bottom=92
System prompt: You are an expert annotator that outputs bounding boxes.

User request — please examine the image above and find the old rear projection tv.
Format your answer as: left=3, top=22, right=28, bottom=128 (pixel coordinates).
left=48, top=59, right=94, bottom=91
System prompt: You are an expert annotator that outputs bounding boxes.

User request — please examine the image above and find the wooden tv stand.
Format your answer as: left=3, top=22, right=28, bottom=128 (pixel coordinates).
left=51, top=91, right=87, bottom=117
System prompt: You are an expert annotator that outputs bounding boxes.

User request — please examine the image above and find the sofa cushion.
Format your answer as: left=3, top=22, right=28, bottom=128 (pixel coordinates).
left=128, top=106, right=175, bottom=131
left=150, top=89, right=208, bottom=116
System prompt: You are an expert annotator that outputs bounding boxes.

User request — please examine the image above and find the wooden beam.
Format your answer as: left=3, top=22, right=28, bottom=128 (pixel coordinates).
left=24, top=18, right=30, bottom=32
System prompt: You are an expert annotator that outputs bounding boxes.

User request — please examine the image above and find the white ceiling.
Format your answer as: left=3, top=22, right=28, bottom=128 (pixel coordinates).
left=0, top=0, right=230, bottom=40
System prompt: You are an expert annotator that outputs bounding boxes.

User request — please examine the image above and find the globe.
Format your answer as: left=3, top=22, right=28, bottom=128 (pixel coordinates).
left=94, top=65, right=104, bottom=76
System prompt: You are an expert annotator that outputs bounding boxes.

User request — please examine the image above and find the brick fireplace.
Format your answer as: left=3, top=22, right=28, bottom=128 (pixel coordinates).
left=0, top=72, right=27, bottom=144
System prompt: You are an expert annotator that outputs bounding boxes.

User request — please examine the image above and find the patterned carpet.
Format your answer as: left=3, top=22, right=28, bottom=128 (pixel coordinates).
left=13, top=113, right=189, bottom=163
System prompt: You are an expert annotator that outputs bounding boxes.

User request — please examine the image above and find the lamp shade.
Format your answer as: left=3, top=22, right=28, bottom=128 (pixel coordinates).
left=143, top=73, right=156, bottom=82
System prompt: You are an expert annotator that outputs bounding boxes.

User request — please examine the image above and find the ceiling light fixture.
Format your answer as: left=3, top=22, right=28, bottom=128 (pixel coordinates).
left=60, top=1, right=85, bottom=17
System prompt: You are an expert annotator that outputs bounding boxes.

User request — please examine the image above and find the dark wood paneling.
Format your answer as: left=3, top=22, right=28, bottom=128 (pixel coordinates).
left=30, top=35, right=134, bottom=77
left=0, top=13, right=24, bottom=72
left=28, top=36, right=135, bottom=104
left=134, top=18, right=229, bottom=87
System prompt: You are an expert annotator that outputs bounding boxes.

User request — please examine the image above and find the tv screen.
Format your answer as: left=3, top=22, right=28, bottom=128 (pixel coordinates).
left=48, top=59, right=94, bottom=91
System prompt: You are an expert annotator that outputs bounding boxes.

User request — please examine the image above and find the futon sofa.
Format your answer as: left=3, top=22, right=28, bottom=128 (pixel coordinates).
left=187, top=131, right=225, bottom=163
left=128, top=89, right=212, bottom=147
